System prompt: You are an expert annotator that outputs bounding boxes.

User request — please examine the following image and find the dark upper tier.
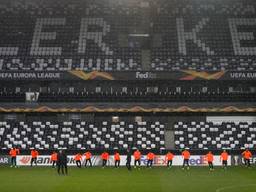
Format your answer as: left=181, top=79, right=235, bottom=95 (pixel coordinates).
left=0, top=0, right=255, bottom=71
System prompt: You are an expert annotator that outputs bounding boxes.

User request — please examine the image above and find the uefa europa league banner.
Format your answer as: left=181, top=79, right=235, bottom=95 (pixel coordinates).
left=231, top=156, right=256, bottom=166
left=0, top=71, right=255, bottom=81
left=16, top=155, right=231, bottom=166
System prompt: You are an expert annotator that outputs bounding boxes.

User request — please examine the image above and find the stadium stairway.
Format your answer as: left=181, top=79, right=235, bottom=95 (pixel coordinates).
left=141, top=50, right=151, bottom=70
left=164, top=130, right=175, bottom=150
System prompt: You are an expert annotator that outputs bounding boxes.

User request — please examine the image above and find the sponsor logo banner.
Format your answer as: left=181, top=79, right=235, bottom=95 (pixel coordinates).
left=0, top=72, right=61, bottom=80
left=140, top=155, right=231, bottom=166
left=17, top=156, right=118, bottom=166
left=229, top=72, right=256, bottom=80
left=17, top=155, right=231, bottom=166
left=0, top=71, right=255, bottom=81
left=231, top=156, right=256, bottom=165
left=0, top=156, right=10, bottom=164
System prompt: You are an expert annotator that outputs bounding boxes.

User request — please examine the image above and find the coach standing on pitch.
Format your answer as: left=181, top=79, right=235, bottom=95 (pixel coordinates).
left=57, top=150, right=68, bottom=175
left=126, top=149, right=132, bottom=171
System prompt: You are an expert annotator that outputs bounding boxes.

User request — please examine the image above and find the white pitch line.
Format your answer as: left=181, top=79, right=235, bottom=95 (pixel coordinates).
left=216, top=184, right=256, bottom=192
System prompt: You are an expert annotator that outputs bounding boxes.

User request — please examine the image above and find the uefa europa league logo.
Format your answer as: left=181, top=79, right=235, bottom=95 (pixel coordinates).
left=234, top=156, right=239, bottom=165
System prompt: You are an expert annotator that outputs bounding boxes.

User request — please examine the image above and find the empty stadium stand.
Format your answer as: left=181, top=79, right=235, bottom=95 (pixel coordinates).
left=2, top=118, right=256, bottom=152
left=151, top=0, right=256, bottom=71
left=36, top=89, right=256, bottom=103
left=0, top=0, right=255, bottom=156
left=0, top=120, right=165, bottom=150
left=0, top=80, right=255, bottom=103
left=0, top=0, right=255, bottom=71
left=174, top=121, right=256, bottom=150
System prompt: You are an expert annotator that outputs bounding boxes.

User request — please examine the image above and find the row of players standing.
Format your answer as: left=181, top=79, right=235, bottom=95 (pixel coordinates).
left=73, top=150, right=155, bottom=170
left=9, top=148, right=253, bottom=171
left=9, top=148, right=68, bottom=174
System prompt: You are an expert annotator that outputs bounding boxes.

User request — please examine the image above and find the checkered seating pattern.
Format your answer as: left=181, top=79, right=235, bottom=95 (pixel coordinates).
left=0, top=1, right=142, bottom=71
left=0, top=120, right=165, bottom=150
left=152, top=1, right=256, bottom=71
left=0, top=0, right=256, bottom=71
left=174, top=121, right=256, bottom=150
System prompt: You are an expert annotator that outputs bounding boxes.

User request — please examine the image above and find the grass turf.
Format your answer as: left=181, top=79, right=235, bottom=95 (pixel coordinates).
left=0, top=166, right=256, bottom=192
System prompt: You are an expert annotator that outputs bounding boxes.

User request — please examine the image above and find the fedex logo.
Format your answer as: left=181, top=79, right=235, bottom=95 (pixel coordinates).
left=139, top=155, right=209, bottom=166
left=139, top=155, right=168, bottom=165
left=140, top=156, right=150, bottom=165
left=188, top=156, right=208, bottom=165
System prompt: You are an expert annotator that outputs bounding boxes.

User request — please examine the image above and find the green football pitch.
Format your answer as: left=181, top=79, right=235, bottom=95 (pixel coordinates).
left=0, top=166, right=256, bottom=192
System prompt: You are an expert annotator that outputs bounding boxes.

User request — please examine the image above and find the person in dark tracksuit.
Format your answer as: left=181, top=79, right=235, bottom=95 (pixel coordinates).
left=126, top=149, right=132, bottom=171
left=57, top=150, right=68, bottom=175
